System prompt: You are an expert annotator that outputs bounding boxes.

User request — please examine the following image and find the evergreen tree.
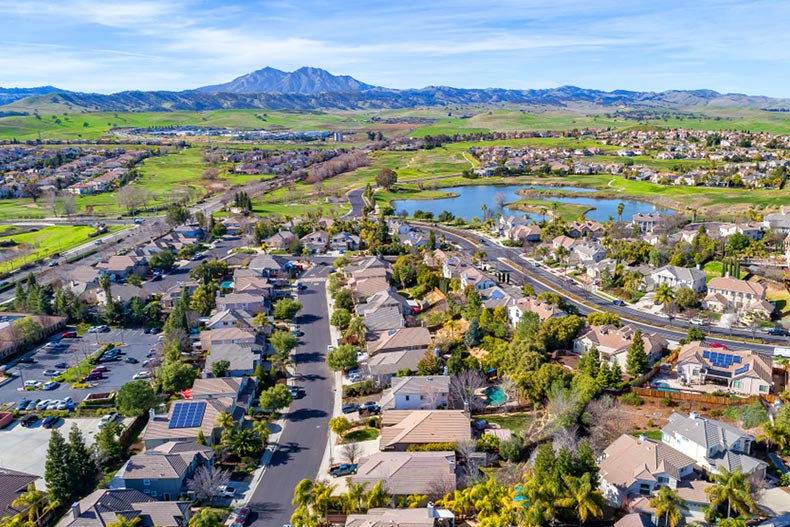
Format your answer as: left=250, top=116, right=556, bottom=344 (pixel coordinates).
left=464, top=317, right=483, bottom=347
left=68, top=424, right=98, bottom=499
left=578, top=346, right=601, bottom=377
left=14, top=282, right=26, bottom=311
left=625, top=329, right=648, bottom=376
left=44, top=429, right=71, bottom=505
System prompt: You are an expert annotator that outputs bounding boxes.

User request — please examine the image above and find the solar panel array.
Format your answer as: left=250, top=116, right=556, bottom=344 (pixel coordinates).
left=702, top=350, right=742, bottom=369
left=734, top=364, right=750, bottom=376
left=168, top=401, right=207, bottom=429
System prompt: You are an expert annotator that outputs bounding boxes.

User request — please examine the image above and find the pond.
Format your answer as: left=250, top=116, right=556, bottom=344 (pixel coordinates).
left=391, top=184, right=671, bottom=222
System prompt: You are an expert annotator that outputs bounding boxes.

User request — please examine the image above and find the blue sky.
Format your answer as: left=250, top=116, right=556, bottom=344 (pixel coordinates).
left=1, top=0, right=789, bottom=96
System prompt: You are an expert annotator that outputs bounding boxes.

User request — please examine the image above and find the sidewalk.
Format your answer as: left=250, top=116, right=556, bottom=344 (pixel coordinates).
left=316, top=282, right=344, bottom=481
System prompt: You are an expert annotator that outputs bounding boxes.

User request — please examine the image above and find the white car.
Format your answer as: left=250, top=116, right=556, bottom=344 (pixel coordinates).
left=217, top=485, right=236, bottom=498
left=24, top=380, right=42, bottom=389
left=36, top=399, right=51, bottom=410
left=133, top=371, right=151, bottom=380
left=46, top=400, right=60, bottom=410
left=99, top=412, right=118, bottom=428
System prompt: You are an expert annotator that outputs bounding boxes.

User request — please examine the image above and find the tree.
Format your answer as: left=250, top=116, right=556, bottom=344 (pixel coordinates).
left=12, top=318, right=42, bottom=346
left=22, top=182, right=42, bottom=204
left=187, top=465, right=231, bottom=504
left=365, top=480, right=391, bottom=509
left=11, top=484, right=47, bottom=525
left=106, top=517, right=140, bottom=527
left=686, top=326, right=705, bottom=342
left=417, top=350, right=442, bottom=376
left=273, top=298, right=302, bottom=321
left=189, top=283, right=217, bottom=316
left=221, top=426, right=264, bottom=457
left=270, top=330, right=298, bottom=355
left=330, top=307, right=352, bottom=329
left=654, top=282, right=675, bottom=308
left=211, top=360, right=231, bottom=378
left=450, top=370, right=486, bottom=414
left=616, top=202, right=625, bottom=223
left=675, top=286, right=699, bottom=310
left=341, top=442, right=364, bottom=465
left=215, top=412, right=234, bottom=430
left=586, top=311, right=621, bottom=327
left=578, top=346, right=601, bottom=378
left=67, top=424, right=98, bottom=502
left=95, top=421, right=123, bottom=466
left=375, top=168, right=398, bottom=190
left=705, top=469, right=756, bottom=519
left=165, top=203, right=189, bottom=226
left=333, top=289, right=353, bottom=311
left=117, top=380, right=157, bottom=417
left=258, top=384, right=293, bottom=412
left=464, top=317, right=482, bottom=347
left=44, top=429, right=70, bottom=505
left=188, top=509, right=222, bottom=527
left=625, top=329, right=648, bottom=376
left=329, top=416, right=353, bottom=436
left=158, top=361, right=198, bottom=393
left=556, top=473, right=603, bottom=525
left=326, top=344, right=358, bottom=372
left=650, top=486, right=685, bottom=527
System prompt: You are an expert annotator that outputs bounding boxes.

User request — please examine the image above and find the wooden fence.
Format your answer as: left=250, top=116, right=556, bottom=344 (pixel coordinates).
left=631, top=387, right=776, bottom=406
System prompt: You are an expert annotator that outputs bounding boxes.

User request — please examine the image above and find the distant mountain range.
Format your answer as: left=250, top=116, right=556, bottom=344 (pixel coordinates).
left=2, top=67, right=789, bottom=113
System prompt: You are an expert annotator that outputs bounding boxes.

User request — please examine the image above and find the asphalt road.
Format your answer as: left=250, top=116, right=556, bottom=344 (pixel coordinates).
left=248, top=261, right=334, bottom=527
left=430, top=224, right=784, bottom=354
left=344, top=188, right=366, bottom=218
left=2, top=328, right=161, bottom=408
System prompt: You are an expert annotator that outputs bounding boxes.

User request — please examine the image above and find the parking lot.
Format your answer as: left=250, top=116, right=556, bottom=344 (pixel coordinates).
left=0, top=416, right=133, bottom=489
left=1, top=328, right=161, bottom=408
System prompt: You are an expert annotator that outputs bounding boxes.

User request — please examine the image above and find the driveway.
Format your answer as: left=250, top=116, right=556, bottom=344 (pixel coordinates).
left=1, top=329, right=160, bottom=407
left=247, top=262, right=334, bottom=527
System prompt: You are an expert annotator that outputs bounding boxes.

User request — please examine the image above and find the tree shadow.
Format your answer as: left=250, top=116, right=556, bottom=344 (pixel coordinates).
left=266, top=441, right=307, bottom=466
left=285, top=408, right=328, bottom=422
left=294, top=351, right=321, bottom=364
left=298, top=313, right=322, bottom=324
left=294, top=373, right=326, bottom=382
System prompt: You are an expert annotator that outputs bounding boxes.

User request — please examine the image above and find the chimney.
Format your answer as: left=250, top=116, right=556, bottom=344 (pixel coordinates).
left=427, top=502, right=435, bottom=518
left=689, top=411, right=699, bottom=420
left=71, top=502, right=81, bottom=520
left=638, top=433, right=647, bottom=443
left=149, top=408, right=156, bottom=421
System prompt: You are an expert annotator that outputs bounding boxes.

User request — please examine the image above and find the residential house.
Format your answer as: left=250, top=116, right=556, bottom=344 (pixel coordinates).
left=497, top=215, right=529, bottom=235
left=200, top=327, right=263, bottom=376
left=301, top=230, right=329, bottom=254
left=574, top=324, right=667, bottom=370
left=188, top=377, right=257, bottom=414
left=95, top=284, right=150, bottom=307
left=345, top=506, right=454, bottom=527
left=204, top=309, right=253, bottom=331
left=380, top=376, right=451, bottom=410
left=675, top=343, right=773, bottom=396
left=459, top=267, right=496, bottom=291
left=367, top=349, right=426, bottom=385
left=216, top=292, right=267, bottom=316
left=508, top=296, right=565, bottom=326
left=552, top=235, right=577, bottom=252
left=380, top=410, right=471, bottom=451
left=354, top=451, right=456, bottom=497
left=345, top=256, right=390, bottom=278
left=568, top=220, right=604, bottom=239
left=399, top=230, right=433, bottom=249
left=330, top=231, right=361, bottom=252
left=98, top=255, right=149, bottom=279
left=506, top=224, right=541, bottom=243
left=173, top=224, right=204, bottom=240
left=160, top=281, right=200, bottom=310
left=55, top=489, right=191, bottom=527
left=248, top=254, right=284, bottom=277
left=355, top=290, right=410, bottom=332
left=264, top=231, right=297, bottom=251
left=632, top=213, right=665, bottom=234
left=598, top=433, right=696, bottom=507
left=143, top=398, right=235, bottom=448
left=0, top=468, right=38, bottom=520
left=478, top=286, right=513, bottom=310
left=441, top=256, right=466, bottom=279
left=367, top=327, right=432, bottom=356
left=571, top=242, right=607, bottom=264
left=661, top=412, right=766, bottom=476
left=116, top=442, right=213, bottom=500
left=649, top=265, right=707, bottom=293
left=705, top=277, right=771, bottom=316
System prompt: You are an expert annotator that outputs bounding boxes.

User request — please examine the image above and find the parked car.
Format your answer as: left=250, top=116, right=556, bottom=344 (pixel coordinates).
left=287, top=386, right=303, bottom=399
left=612, top=299, right=626, bottom=306
left=341, top=403, right=360, bottom=414
left=133, top=371, right=151, bottom=380
left=24, top=380, right=42, bottom=389
left=361, top=401, right=380, bottom=414
left=54, top=362, right=67, bottom=368
left=42, top=416, right=59, bottom=429
left=18, top=357, right=37, bottom=364
left=768, top=327, right=789, bottom=336
left=35, top=400, right=51, bottom=410
left=234, top=508, right=251, bottom=525
left=125, top=357, right=139, bottom=364
left=45, top=341, right=68, bottom=349
left=329, top=463, right=358, bottom=477
left=56, top=400, right=73, bottom=411
left=20, top=414, right=39, bottom=427
left=92, top=366, right=109, bottom=373
left=43, top=381, right=59, bottom=391
left=82, top=372, right=102, bottom=382
left=25, top=399, right=40, bottom=411
left=99, top=412, right=118, bottom=428
left=42, top=370, right=62, bottom=377
left=217, top=485, right=236, bottom=498
left=16, top=399, right=31, bottom=411
left=46, top=400, right=59, bottom=410
left=61, top=331, right=78, bottom=339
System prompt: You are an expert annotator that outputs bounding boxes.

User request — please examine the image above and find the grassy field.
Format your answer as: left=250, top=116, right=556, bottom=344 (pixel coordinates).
left=505, top=198, right=592, bottom=222
left=0, top=225, right=127, bottom=273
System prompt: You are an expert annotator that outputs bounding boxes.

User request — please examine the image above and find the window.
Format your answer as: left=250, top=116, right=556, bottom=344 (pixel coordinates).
left=151, top=491, right=157, bottom=498
left=733, top=380, right=743, bottom=390
left=759, top=385, right=769, bottom=393
left=639, top=483, right=651, bottom=495
left=405, top=395, right=410, bottom=401
left=657, top=476, right=669, bottom=484
left=143, top=479, right=150, bottom=486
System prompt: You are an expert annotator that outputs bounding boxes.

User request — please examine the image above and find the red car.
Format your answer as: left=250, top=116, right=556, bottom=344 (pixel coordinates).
left=62, top=331, right=78, bottom=338
left=709, top=342, right=727, bottom=349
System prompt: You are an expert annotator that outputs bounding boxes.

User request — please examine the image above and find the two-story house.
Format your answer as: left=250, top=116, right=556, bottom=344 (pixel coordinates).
left=301, top=230, right=329, bottom=254
left=116, top=442, right=214, bottom=500
left=574, top=324, right=667, bottom=371
left=380, top=376, right=451, bottom=410
left=459, top=267, right=496, bottom=291
left=675, top=343, right=773, bottom=396
left=632, top=213, right=665, bottom=234
left=649, top=265, right=707, bottom=293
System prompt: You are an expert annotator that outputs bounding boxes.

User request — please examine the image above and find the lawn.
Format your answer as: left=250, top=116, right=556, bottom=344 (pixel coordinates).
left=481, top=412, right=531, bottom=432
left=505, top=198, right=592, bottom=222
left=630, top=430, right=663, bottom=441
left=0, top=225, right=127, bottom=273
left=344, top=428, right=379, bottom=443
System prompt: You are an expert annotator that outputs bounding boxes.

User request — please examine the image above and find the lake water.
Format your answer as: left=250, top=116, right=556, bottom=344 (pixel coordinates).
left=391, top=184, right=671, bottom=222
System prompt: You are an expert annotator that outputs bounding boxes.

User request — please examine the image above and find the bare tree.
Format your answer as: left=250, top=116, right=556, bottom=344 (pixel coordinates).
left=426, top=474, right=457, bottom=498
left=493, top=192, right=506, bottom=211
left=585, top=395, right=627, bottom=454
left=22, top=182, right=43, bottom=203
left=201, top=167, right=219, bottom=180
left=450, top=370, right=486, bottom=415
left=187, top=465, right=231, bottom=504
left=341, top=442, right=363, bottom=465
left=61, top=192, right=76, bottom=216
left=552, top=425, right=580, bottom=453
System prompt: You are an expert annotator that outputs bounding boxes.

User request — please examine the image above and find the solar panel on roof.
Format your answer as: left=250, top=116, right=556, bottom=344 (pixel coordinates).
left=703, top=351, right=711, bottom=359
left=734, top=364, right=749, bottom=375
left=168, top=401, right=207, bottom=429
left=734, top=356, right=742, bottom=363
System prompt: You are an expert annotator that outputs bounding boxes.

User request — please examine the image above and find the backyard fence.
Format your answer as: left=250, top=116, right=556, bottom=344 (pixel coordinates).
left=630, top=387, right=776, bottom=406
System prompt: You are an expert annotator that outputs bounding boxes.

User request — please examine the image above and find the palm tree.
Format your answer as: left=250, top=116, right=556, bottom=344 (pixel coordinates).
left=270, top=350, right=294, bottom=377
left=551, top=202, right=559, bottom=222
left=758, top=424, right=790, bottom=451
left=539, top=207, right=548, bottom=224
left=188, top=509, right=222, bottom=527
left=312, top=482, right=336, bottom=522
left=289, top=505, right=319, bottom=527
left=345, top=481, right=368, bottom=513
left=555, top=246, right=570, bottom=272
left=654, top=282, right=675, bottom=309
left=365, top=480, right=391, bottom=509
left=443, top=318, right=460, bottom=339
left=649, top=486, right=685, bottom=527
left=221, top=426, right=263, bottom=458
left=292, top=479, right=317, bottom=510
left=252, top=420, right=270, bottom=443
left=106, top=516, right=141, bottom=527
left=215, top=412, right=233, bottom=429
left=470, top=477, right=513, bottom=520
left=343, top=316, right=366, bottom=344
left=705, top=469, right=756, bottom=519
left=719, top=518, right=747, bottom=527
left=11, top=484, right=47, bottom=526
left=0, top=516, right=33, bottom=527
left=616, top=202, right=625, bottom=223
left=556, top=473, right=603, bottom=525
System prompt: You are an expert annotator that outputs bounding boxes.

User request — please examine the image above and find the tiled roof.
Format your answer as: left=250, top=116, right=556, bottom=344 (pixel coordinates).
left=0, top=468, right=38, bottom=519
left=662, top=412, right=753, bottom=451
left=380, top=410, right=470, bottom=448
left=367, top=349, right=424, bottom=376
left=600, top=434, right=695, bottom=490
left=367, top=327, right=431, bottom=355
left=118, top=452, right=189, bottom=480
left=708, top=277, right=766, bottom=297
left=355, top=451, right=456, bottom=495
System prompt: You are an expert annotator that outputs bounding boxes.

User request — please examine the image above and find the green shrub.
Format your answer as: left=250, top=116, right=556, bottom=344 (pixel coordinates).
left=367, top=417, right=380, bottom=428
left=342, top=380, right=379, bottom=398
left=620, top=392, right=644, bottom=406
left=406, top=442, right=457, bottom=452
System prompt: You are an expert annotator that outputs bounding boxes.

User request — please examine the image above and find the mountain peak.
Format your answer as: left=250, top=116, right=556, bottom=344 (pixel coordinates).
left=196, top=66, right=376, bottom=95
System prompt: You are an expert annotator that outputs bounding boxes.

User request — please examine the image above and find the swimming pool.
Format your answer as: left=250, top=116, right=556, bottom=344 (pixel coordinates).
left=484, top=386, right=508, bottom=406
left=653, top=381, right=680, bottom=393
